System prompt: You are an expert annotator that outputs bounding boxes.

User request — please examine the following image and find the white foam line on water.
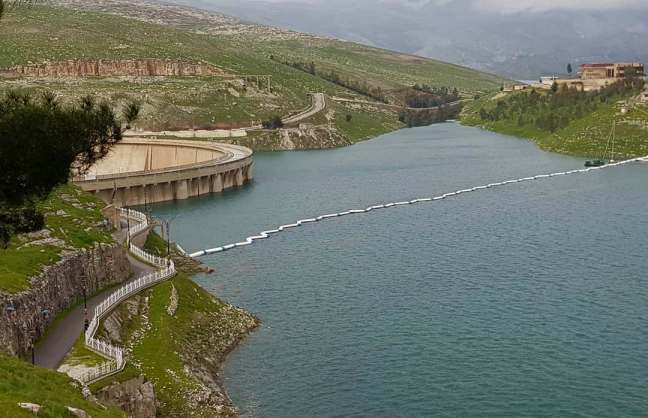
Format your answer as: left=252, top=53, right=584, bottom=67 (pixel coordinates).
left=188, top=157, right=647, bottom=258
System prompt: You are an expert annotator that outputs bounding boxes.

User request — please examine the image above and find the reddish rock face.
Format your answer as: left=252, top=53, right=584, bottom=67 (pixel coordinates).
left=0, top=59, right=224, bottom=78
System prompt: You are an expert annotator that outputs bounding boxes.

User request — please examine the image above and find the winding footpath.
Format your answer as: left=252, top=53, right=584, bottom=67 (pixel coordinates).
left=281, top=93, right=326, bottom=125
left=190, top=156, right=648, bottom=258
left=35, top=218, right=154, bottom=369
left=78, top=209, right=175, bottom=384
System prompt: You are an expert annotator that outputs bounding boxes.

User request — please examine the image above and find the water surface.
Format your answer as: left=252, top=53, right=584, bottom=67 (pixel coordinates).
left=152, top=124, right=648, bottom=417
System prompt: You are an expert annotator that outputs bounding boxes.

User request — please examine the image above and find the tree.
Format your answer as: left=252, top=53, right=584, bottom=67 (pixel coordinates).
left=551, top=81, right=559, bottom=93
left=122, top=102, right=141, bottom=130
left=345, top=114, right=353, bottom=122
left=261, top=115, right=284, bottom=129
left=567, top=63, right=573, bottom=75
left=0, top=92, right=139, bottom=246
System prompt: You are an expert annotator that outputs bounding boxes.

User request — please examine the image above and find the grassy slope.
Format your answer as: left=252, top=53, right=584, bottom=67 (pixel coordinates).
left=462, top=92, right=648, bottom=158
left=0, top=355, right=126, bottom=418
left=0, top=184, right=113, bottom=293
left=81, top=232, right=257, bottom=417
left=0, top=4, right=504, bottom=142
left=87, top=271, right=257, bottom=417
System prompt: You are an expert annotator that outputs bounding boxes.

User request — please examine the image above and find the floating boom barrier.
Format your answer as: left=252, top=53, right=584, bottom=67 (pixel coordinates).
left=190, top=156, right=648, bottom=258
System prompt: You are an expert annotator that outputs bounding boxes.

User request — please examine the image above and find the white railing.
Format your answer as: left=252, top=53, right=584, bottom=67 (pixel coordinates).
left=77, top=208, right=176, bottom=384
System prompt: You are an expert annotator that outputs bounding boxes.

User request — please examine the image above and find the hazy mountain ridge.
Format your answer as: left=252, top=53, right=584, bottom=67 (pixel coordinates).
left=175, top=0, right=648, bottom=79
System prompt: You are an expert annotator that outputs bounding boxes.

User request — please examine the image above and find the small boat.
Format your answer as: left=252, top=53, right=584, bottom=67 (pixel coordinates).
left=585, top=121, right=616, bottom=167
left=584, top=159, right=607, bottom=167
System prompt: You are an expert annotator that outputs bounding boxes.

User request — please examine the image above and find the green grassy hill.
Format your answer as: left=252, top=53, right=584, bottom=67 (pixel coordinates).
left=462, top=84, right=648, bottom=159
left=0, top=185, right=113, bottom=294
left=0, top=1, right=505, bottom=146
left=0, top=355, right=126, bottom=417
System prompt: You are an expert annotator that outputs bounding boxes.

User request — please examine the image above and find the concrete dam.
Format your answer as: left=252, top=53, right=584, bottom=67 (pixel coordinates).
left=74, top=138, right=253, bottom=207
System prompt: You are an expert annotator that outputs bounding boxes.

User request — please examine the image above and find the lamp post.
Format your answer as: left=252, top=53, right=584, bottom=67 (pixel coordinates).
left=30, top=334, right=35, bottom=365
left=166, top=220, right=171, bottom=263
left=126, top=213, right=131, bottom=247
left=83, top=287, right=89, bottom=331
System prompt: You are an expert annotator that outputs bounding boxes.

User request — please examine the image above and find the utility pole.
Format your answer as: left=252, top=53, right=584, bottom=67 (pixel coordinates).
left=166, top=220, right=171, bottom=265
left=126, top=214, right=131, bottom=247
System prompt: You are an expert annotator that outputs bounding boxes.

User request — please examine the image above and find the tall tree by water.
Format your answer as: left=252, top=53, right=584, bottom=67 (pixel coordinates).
left=567, top=63, right=573, bottom=75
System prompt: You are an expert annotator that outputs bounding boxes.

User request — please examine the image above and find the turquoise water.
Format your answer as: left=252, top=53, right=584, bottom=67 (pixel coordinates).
left=151, top=124, right=648, bottom=417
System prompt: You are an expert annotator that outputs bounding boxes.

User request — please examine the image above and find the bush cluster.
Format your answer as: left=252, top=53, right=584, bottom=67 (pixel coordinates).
left=478, top=78, right=645, bottom=133
left=271, top=56, right=388, bottom=103
left=0, top=91, right=137, bottom=246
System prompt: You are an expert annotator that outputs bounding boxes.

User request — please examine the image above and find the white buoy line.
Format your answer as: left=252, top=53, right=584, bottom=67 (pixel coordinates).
left=189, top=156, right=648, bottom=258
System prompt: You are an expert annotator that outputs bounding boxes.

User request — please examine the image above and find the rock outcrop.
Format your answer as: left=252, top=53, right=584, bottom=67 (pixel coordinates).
left=66, top=406, right=91, bottom=418
left=0, top=243, right=131, bottom=356
left=96, top=376, right=157, bottom=418
left=0, top=59, right=224, bottom=78
left=18, top=402, right=41, bottom=414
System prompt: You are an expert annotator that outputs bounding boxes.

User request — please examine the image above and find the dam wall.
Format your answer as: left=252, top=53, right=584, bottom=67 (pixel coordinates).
left=74, top=139, right=253, bottom=207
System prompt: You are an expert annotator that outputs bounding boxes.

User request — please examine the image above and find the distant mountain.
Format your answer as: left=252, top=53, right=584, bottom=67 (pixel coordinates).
left=172, top=0, right=648, bottom=80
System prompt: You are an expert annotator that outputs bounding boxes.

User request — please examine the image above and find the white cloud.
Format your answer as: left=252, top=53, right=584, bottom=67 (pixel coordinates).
left=471, top=0, right=648, bottom=13
left=195, top=0, right=648, bottom=13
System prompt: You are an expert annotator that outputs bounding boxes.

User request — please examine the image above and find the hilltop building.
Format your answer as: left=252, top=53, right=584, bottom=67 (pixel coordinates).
left=578, top=63, right=644, bottom=80
left=533, top=62, right=645, bottom=92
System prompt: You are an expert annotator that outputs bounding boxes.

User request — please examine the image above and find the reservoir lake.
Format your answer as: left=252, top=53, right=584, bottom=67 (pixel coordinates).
left=151, top=124, right=648, bottom=417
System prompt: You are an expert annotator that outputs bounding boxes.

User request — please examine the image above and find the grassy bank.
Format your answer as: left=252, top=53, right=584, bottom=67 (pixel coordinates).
left=462, top=85, right=648, bottom=158
left=70, top=232, right=258, bottom=417
left=0, top=184, right=113, bottom=293
left=0, top=355, right=126, bottom=417
left=87, top=271, right=258, bottom=417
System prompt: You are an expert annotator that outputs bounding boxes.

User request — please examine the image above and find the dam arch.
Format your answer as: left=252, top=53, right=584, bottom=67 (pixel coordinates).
left=74, top=138, right=253, bottom=207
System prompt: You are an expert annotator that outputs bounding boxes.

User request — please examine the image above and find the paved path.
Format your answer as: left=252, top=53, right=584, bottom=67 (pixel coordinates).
left=34, top=223, right=154, bottom=370
left=281, top=93, right=326, bottom=125
left=123, top=93, right=326, bottom=136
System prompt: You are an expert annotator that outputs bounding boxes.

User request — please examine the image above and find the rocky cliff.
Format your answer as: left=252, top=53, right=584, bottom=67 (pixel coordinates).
left=0, top=59, right=224, bottom=78
left=227, top=126, right=351, bottom=151
left=96, top=376, right=157, bottom=418
left=0, top=243, right=131, bottom=356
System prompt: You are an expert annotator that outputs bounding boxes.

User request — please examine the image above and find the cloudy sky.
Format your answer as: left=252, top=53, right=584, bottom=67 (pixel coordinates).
left=228, top=0, right=648, bottom=13
left=182, top=0, right=648, bottom=78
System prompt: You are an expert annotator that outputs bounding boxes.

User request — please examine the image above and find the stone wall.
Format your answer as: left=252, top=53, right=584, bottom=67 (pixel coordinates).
left=0, top=243, right=131, bottom=356
left=0, top=59, right=224, bottom=78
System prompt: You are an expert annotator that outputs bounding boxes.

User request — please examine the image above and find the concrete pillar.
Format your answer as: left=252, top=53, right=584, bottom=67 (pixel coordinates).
left=97, top=189, right=113, bottom=205
left=121, top=187, right=132, bottom=207
left=114, top=188, right=126, bottom=208
left=200, top=176, right=211, bottom=195
left=246, top=164, right=253, bottom=181
left=175, top=179, right=189, bottom=200
left=189, top=178, right=200, bottom=198
left=235, top=168, right=244, bottom=187
left=135, top=185, right=146, bottom=206
left=223, top=171, right=233, bottom=189
left=212, top=174, right=223, bottom=192
left=160, top=182, right=174, bottom=202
